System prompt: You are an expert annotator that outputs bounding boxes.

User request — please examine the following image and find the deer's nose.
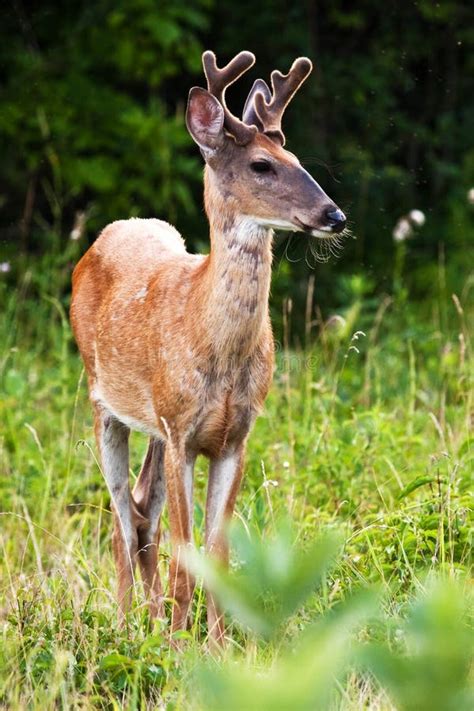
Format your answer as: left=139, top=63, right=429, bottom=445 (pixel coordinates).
left=324, top=207, right=346, bottom=233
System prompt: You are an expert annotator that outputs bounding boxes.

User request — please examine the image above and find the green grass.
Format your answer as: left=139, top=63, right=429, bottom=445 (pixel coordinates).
left=0, top=264, right=472, bottom=709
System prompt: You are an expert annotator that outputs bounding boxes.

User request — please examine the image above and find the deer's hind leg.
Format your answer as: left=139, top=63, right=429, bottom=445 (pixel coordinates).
left=132, top=438, right=166, bottom=618
left=94, top=404, right=137, bottom=617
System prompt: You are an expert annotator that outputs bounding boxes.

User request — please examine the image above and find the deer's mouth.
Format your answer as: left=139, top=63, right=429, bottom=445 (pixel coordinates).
left=293, top=217, right=334, bottom=238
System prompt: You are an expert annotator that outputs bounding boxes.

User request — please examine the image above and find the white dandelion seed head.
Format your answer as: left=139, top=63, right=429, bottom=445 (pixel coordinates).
left=0, top=262, right=11, bottom=273
left=326, top=314, right=347, bottom=330
left=468, top=188, right=474, bottom=205
left=408, top=209, right=426, bottom=226
left=393, top=218, right=412, bottom=242
left=70, top=210, right=87, bottom=241
left=262, top=479, right=279, bottom=488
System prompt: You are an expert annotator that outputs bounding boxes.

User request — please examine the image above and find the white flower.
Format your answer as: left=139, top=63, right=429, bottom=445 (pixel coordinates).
left=0, top=262, right=11, bottom=273
left=325, top=314, right=347, bottom=330
left=393, top=218, right=412, bottom=242
left=262, top=479, right=279, bottom=488
left=70, top=211, right=87, bottom=241
left=408, top=209, right=425, bottom=226
left=468, top=188, right=474, bottom=205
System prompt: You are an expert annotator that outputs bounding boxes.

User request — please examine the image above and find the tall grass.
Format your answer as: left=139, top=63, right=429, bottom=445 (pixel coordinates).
left=0, top=247, right=472, bottom=709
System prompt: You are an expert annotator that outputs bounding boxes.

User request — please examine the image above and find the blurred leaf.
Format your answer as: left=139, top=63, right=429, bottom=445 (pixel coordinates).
left=361, top=579, right=473, bottom=711
left=187, top=521, right=341, bottom=638
left=398, top=475, right=436, bottom=499
left=196, top=589, right=378, bottom=711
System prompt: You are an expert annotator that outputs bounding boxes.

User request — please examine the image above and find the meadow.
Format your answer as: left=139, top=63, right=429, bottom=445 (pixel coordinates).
left=1, top=0, right=473, bottom=706
left=0, top=246, right=472, bottom=709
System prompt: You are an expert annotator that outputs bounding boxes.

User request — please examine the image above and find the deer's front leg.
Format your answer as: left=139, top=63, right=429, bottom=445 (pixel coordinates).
left=205, top=444, right=246, bottom=644
left=94, top=405, right=136, bottom=618
left=164, top=440, right=195, bottom=632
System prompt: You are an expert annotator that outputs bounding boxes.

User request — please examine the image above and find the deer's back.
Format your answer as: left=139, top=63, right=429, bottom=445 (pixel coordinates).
left=70, top=218, right=199, bottom=377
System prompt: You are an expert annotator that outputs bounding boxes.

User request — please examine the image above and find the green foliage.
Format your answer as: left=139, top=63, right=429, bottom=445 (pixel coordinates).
left=1, top=581, right=182, bottom=707
left=197, top=587, right=378, bottom=711
left=187, top=521, right=341, bottom=638
left=193, top=528, right=472, bottom=711
left=1, top=255, right=472, bottom=707
left=0, top=0, right=209, bottom=242
left=362, top=580, right=473, bottom=711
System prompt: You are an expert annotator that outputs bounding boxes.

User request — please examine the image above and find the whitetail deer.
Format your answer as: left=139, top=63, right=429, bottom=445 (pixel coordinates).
left=70, top=50, right=346, bottom=644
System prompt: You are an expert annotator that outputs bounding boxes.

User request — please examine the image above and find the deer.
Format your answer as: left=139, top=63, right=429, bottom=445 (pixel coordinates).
left=70, top=50, right=346, bottom=645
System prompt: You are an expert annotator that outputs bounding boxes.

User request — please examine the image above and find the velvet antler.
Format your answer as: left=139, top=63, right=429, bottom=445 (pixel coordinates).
left=251, top=58, right=313, bottom=146
left=202, top=50, right=258, bottom=146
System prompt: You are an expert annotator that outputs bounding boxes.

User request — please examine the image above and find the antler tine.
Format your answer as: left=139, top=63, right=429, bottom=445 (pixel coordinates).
left=202, top=50, right=257, bottom=146
left=254, top=57, right=313, bottom=145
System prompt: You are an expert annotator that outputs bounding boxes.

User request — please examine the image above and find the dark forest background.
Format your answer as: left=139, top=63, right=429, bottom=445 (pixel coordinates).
left=1, top=0, right=473, bottom=335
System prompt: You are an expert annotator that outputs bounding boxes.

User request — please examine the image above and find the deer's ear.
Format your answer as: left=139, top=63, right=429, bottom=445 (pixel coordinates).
left=186, top=87, right=225, bottom=155
left=242, top=78, right=271, bottom=130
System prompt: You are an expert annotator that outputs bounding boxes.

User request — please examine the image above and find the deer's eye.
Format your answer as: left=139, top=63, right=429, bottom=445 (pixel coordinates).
left=250, top=160, right=272, bottom=174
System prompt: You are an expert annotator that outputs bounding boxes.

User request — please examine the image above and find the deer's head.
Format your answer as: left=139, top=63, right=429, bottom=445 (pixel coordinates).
left=186, top=51, right=346, bottom=238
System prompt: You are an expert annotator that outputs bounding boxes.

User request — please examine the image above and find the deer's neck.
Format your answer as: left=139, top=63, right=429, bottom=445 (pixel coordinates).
left=195, top=215, right=273, bottom=365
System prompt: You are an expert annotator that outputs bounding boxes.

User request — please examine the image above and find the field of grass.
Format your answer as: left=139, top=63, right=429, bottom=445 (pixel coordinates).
left=0, top=261, right=472, bottom=709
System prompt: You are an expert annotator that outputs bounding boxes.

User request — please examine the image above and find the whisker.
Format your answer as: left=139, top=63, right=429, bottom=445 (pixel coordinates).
left=281, top=226, right=354, bottom=267
left=305, top=228, right=353, bottom=265
left=285, top=232, right=303, bottom=264
left=304, top=245, right=314, bottom=269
